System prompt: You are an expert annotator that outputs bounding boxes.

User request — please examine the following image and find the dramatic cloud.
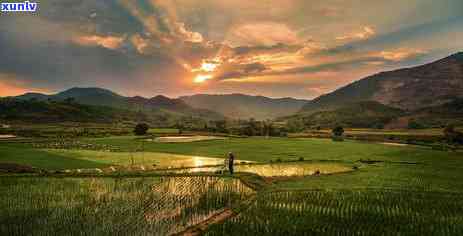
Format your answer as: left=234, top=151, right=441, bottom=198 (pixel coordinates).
left=73, top=35, right=126, bottom=50
left=228, top=22, right=300, bottom=46
left=336, top=26, right=376, bottom=41
left=0, top=0, right=462, bottom=99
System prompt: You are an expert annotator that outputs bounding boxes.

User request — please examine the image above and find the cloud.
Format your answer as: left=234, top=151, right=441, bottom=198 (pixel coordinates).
left=73, top=35, right=126, bottom=50
left=0, top=0, right=462, bottom=99
left=228, top=22, right=300, bottom=46
left=214, top=63, right=269, bottom=80
left=336, top=26, right=376, bottom=41
left=378, top=48, right=427, bottom=62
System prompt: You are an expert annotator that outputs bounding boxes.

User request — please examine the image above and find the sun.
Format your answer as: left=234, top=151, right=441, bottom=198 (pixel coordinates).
left=194, top=74, right=212, bottom=83
left=200, top=62, right=218, bottom=72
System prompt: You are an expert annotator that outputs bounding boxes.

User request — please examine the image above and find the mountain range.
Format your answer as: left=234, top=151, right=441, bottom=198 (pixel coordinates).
left=301, top=52, right=463, bottom=113
left=11, top=88, right=309, bottom=121
left=180, top=94, right=308, bottom=120
left=293, top=52, right=463, bottom=128
left=3, top=52, right=463, bottom=127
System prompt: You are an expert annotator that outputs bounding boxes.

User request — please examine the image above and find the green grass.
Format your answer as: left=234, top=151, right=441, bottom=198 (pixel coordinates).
left=85, top=136, right=457, bottom=163
left=41, top=149, right=225, bottom=168
left=148, top=128, right=179, bottom=134
left=0, top=144, right=108, bottom=170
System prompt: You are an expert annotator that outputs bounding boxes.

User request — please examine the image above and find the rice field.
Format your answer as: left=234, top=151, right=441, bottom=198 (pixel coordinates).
left=205, top=190, right=463, bottom=235
left=0, top=176, right=254, bottom=235
left=1, top=136, right=463, bottom=235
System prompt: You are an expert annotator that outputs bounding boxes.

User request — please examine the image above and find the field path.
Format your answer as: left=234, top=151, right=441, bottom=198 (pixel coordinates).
left=173, top=208, right=235, bottom=236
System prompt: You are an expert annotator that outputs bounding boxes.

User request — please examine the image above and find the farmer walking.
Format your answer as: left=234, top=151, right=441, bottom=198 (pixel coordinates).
left=228, top=152, right=235, bottom=175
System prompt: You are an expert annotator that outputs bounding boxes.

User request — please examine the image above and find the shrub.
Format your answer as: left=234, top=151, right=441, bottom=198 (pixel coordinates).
left=133, top=123, right=149, bottom=136
left=332, top=126, right=344, bottom=136
left=444, top=124, right=463, bottom=144
left=408, top=119, right=426, bottom=129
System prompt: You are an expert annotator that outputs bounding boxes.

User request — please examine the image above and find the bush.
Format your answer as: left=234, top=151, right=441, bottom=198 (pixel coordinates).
left=332, top=136, right=344, bottom=142
left=408, top=119, right=426, bottom=129
left=444, top=124, right=463, bottom=145
left=133, top=123, right=149, bottom=136
left=332, top=126, right=344, bottom=136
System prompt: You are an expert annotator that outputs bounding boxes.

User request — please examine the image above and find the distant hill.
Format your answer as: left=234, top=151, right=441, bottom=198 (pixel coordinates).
left=14, top=87, right=224, bottom=121
left=0, top=98, right=141, bottom=123
left=180, top=94, right=309, bottom=120
left=301, top=52, right=463, bottom=113
left=287, top=101, right=405, bottom=128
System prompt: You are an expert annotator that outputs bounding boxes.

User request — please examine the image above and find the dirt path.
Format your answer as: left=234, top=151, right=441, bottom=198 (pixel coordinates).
left=173, top=208, right=235, bottom=236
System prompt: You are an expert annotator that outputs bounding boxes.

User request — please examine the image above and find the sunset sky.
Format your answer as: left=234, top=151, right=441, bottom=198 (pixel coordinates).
left=1, top=0, right=462, bottom=98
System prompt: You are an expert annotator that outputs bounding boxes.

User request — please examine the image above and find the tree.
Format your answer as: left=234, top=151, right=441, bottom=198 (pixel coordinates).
left=263, top=120, right=274, bottom=137
left=134, top=123, right=149, bottom=136
left=444, top=124, right=463, bottom=145
left=332, top=126, right=344, bottom=136
left=408, top=119, right=425, bottom=129
left=287, top=119, right=304, bottom=133
left=213, top=120, right=227, bottom=133
left=64, top=97, right=76, bottom=104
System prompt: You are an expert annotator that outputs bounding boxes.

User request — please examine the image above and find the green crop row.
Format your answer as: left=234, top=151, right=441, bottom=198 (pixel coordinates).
left=206, top=190, right=463, bottom=235
left=0, top=176, right=254, bottom=235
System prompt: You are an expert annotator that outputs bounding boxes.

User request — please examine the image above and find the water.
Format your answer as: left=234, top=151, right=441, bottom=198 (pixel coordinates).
left=159, top=162, right=354, bottom=177
left=148, top=136, right=227, bottom=143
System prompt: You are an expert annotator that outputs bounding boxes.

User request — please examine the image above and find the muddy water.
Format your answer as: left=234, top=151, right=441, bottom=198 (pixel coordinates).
left=160, top=162, right=354, bottom=177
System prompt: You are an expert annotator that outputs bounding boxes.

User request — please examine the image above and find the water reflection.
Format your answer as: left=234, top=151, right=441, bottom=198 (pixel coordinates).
left=159, top=162, right=353, bottom=177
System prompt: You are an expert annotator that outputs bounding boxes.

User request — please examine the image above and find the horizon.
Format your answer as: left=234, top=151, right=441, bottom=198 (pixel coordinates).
left=1, top=0, right=462, bottom=99
left=4, top=51, right=461, bottom=101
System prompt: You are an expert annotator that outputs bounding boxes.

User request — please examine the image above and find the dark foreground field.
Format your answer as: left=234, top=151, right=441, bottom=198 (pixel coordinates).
left=1, top=136, right=462, bottom=235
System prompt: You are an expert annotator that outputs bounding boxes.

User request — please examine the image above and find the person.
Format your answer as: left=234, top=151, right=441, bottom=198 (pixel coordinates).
left=228, top=152, right=235, bottom=175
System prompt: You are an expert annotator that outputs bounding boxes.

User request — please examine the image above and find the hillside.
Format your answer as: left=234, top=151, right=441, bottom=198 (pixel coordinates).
left=180, top=94, right=309, bottom=120
left=301, top=52, right=463, bottom=113
left=0, top=98, right=141, bottom=123
left=15, top=88, right=224, bottom=121
left=403, top=98, right=463, bottom=127
left=288, top=101, right=405, bottom=128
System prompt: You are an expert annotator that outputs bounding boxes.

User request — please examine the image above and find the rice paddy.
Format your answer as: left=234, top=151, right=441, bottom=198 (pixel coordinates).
left=0, top=176, right=254, bottom=235
left=1, top=136, right=462, bottom=235
left=205, top=190, right=463, bottom=235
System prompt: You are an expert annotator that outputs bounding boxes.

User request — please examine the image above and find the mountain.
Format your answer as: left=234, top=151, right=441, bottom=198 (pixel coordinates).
left=0, top=98, right=141, bottom=123
left=287, top=101, right=405, bottom=128
left=397, top=98, right=463, bottom=128
left=180, top=94, right=309, bottom=120
left=14, top=87, right=224, bottom=121
left=301, top=52, right=463, bottom=113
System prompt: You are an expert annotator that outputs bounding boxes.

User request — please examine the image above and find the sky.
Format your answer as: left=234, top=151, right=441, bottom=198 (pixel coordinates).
left=0, top=0, right=462, bottom=99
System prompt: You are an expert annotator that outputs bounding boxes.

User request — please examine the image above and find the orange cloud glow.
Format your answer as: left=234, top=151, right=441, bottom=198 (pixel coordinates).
left=194, top=74, right=213, bottom=83
left=0, top=74, right=48, bottom=96
left=336, top=26, right=376, bottom=41
left=229, top=22, right=300, bottom=46
left=74, top=35, right=125, bottom=50
left=379, top=48, right=427, bottom=61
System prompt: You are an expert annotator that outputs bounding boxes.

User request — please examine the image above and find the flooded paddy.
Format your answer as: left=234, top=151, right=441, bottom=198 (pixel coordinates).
left=150, top=136, right=227, bottom=143
left=158, top=162, right=354, bottom=177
